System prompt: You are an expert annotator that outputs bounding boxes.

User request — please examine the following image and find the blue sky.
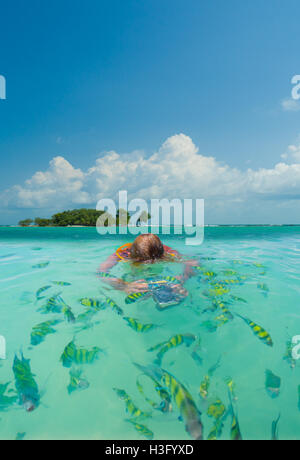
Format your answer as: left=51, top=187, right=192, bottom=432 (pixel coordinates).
left=1, top=0, right=300, bottom=224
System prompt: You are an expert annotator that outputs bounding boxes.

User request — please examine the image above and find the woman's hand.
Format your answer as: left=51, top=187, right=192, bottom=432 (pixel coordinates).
left=171, top=283, right=188, bottom=298
left=123, top=280, right=149, bottom=294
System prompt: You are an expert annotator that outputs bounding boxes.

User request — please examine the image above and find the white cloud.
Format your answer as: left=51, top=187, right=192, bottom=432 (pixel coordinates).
left=1, top=134, right=300, bottom=222
left=1, top=156, right=90, bottom=208
left=281, top=98, right=300, bottom=112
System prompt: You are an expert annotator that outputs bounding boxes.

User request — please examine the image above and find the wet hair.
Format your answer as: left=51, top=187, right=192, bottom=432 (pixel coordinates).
left=130, top=234, right=164, bottom=263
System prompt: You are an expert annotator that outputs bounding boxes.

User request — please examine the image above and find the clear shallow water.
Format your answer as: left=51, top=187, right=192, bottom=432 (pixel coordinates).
left=0, top=226, right=299, bottom=440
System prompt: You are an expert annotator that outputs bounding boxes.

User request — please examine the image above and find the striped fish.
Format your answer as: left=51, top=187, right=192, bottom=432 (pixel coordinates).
left=148, top=333, right=196, bottom=366
left=105, top=297, right=124, bottom=316
left=125, top=419, right=154, bottom=440
left=62, top=305, right=76, bottom=323
left=236, top=314, right=273, bottom=347
left=60, top=341, right=102, bottom=368
left=39, top=293, right=63, bottom=314
left=0, top=382, right=17, bottom=411
left=209, top=286, right=230, bottom=297
left=213, top=300, right=234, bottom=320
left=36, top=285, right=51, bottom=300
left=206, top=399, right=226, bottom=440
left=97, top=271, right=117, bottom=279
left=67, top=368, right=89, bottom=394
left=56, top=296, right=76, bottom=323
left=32, top=262, right=50, bottom=269
left=230, top=407, right=242, bottom=440
left=123, top=317, right=157, bottom=333
left=79, top=298, right=106, bottom=311
left=134, top=363, right=203, bottom=440
left=226, top=378, right=242, bottom=440
left=13, top=353, right=40, bottom=412
left=136, top=375, right=172, bottom=413
left=207, top=418, right=224, bottom=441
left=203, top=271, right=217, bottom=279
left=30, top=319, right=61, bottom=346
left=52, top=281, right=72, bottom=286
left=113, top=388, right=151, bottom=420
left=125, top=292, right=149, bottom=304
left=199, top=375, right=210, bottom=400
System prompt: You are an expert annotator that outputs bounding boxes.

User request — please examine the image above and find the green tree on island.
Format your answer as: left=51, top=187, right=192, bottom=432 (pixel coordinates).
left=18, top=219, right=33, bottom=227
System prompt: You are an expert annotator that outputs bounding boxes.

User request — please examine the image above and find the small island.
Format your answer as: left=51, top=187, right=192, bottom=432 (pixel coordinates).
left=18, top=208, right=150, bottom=227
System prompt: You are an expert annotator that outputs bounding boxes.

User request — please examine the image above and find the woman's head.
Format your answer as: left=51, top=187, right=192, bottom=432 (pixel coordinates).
left=130, top=234, right=164, bottom=263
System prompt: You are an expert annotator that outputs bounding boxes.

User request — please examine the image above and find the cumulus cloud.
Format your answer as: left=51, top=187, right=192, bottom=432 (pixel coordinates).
left=1, top=156, right=90, bottom=208
left=1, top=134, right=300, bottom=222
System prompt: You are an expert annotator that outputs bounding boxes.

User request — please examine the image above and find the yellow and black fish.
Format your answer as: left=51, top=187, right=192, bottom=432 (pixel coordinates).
left=56, top=296, right=76, bottom=323
left=113, top=388, right=151, bottom=420
left=80, top=298, right=106, bottom=311
left=136, top=375, right=172, bottom=413
left=67, top=368, right=89, bottom=394
left=60, top=341, right=102, bottom=368
left=236, top=313, right=273, bottom=347
left=30, top=319, right=61, bottom=346
left=32, top=262, right=50, bottom=269
left=13, top=353, right=40, bottom=412
left=206, top=398, right=226, bottom=441
left=125, top=419, right=154, bottom=440
left=235, top=314, right=273, bottom=347
left=199, top=375, right=210, bottom=400
left=97, top=271, right=117, bottom=279
left=39, top=293, right=63, bottom=314
left=125, top=292, right=149, bottom=304
left=62, top=305, right=76, bottom=323
left=148, top=333, right=196, bottom=366
left=226, top=378, right=242, bottom=440
left=134, top=363, right=203, bottom=440
left=0, top=382, right=17, bottom=410
left=36, top=285, right=51, bottom=300
left=105, top=297, right=124, bottom=316
left=123, top=317, right=157, bottom=333
left=52, top=281, right=72, bottom=286
left=212, top=300, right=234, bottom=320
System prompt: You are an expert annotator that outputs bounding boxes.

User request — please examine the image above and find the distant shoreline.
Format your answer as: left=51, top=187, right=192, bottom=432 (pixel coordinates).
left=1, top=224, right=300, bottom=228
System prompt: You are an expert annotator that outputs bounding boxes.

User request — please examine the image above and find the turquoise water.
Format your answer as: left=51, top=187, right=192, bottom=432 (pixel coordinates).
left=0, top=226, right=300, bottom=440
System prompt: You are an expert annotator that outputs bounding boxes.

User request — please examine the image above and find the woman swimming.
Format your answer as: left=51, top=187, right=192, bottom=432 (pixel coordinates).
left=98, top=233, right=197, bottom=295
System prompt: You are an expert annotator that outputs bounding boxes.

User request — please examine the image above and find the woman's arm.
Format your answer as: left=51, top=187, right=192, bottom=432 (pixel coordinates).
left=98, top=253, right=149, bottom=293
left=165, top=245, right=198, bottom=282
